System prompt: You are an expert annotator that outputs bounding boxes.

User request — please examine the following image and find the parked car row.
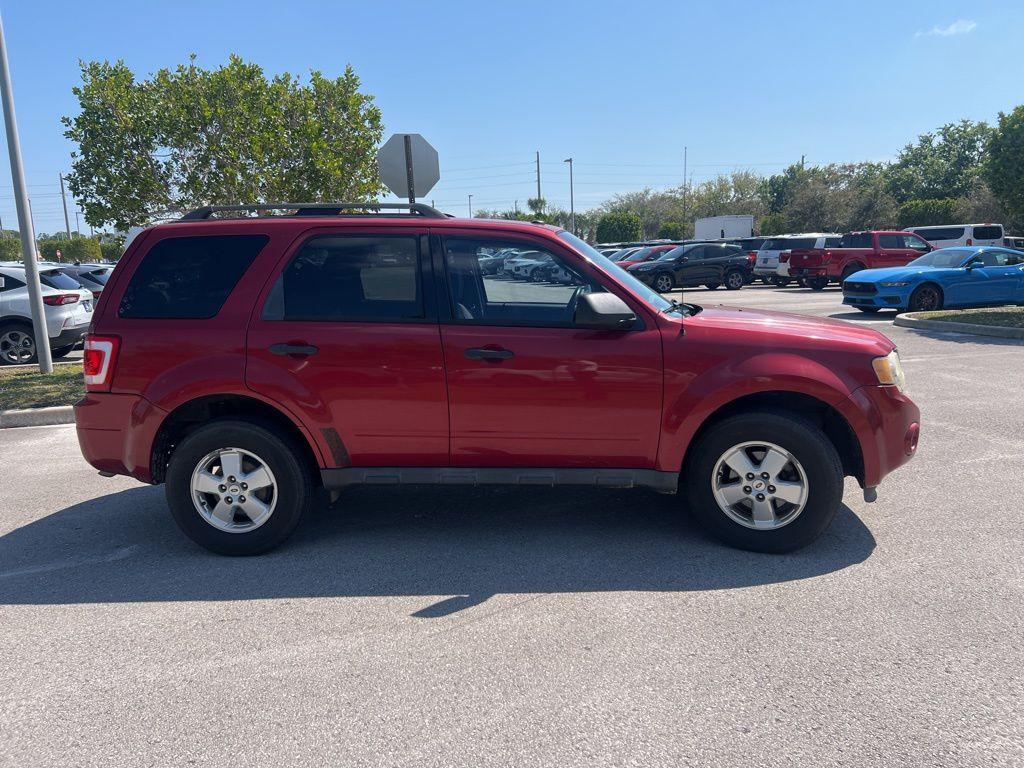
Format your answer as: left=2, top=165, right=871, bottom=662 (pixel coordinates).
left=0, top=261, right=112, bottom=364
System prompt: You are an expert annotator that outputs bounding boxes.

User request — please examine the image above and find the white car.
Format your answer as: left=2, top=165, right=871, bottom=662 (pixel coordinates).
left=0, top=265, right=93, bottom=364
left=754, top=233, right=840, bottom=286
left=904, top=223, right=1004, bottom=249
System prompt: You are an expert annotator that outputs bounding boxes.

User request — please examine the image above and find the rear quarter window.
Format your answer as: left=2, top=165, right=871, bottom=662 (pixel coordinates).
left=118, top=235, right=267, bottom=319
left=972, top=225, right=1002, bottom=241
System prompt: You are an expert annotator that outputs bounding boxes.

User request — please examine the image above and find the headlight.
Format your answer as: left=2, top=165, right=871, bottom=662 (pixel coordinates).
left=879, top=281, right=910, bottom=287
left=872, top=349, right=906, bottom=391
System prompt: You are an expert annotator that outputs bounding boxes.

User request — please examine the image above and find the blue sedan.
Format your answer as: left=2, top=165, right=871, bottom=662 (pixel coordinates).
left=842, top=246, right=1024, bottom=313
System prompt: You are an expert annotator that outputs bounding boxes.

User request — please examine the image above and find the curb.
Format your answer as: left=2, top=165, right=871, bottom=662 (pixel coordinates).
left=0, top=405, right=75, bottom=429
left=894, top=312, right=1024, bottom=339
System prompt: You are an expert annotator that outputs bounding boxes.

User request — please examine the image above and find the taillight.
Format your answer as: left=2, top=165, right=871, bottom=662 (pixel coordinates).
left=91, top=290, right=101, bottom=300
left=83, top=334, right=120, bottom=392
left=42, top=293, right=80, bottom=306
left=780, top=253, right=790, bottom=263
left=747, top=251, right=756, bottom=264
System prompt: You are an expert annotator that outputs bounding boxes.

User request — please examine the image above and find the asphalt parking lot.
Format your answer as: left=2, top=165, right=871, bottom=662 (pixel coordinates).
left=1, top=283, right=1022, bottom=767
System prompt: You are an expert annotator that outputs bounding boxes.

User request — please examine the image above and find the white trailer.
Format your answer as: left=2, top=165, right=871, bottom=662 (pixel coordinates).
left=694, top=215, right=754, bottom=240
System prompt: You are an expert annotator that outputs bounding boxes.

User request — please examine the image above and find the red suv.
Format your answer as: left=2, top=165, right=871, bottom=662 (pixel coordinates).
left=76, top=203, right=920, bottom=555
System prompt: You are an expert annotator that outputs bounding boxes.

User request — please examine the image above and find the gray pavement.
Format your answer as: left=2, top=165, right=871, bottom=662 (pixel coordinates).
left=1, top=283, right=1022, bottom=767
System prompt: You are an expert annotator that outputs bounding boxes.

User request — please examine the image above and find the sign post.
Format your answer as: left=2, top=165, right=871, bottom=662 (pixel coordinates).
left=377, top=133, right=439, bottom=205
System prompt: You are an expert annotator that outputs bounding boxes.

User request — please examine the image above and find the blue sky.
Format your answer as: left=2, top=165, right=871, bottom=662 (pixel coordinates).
left=0, top=0, right=1021, bottom=231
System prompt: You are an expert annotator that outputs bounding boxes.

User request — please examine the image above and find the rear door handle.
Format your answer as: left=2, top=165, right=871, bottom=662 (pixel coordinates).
left=269, top=343, right=319, bottom=357
left=465, top=347, right=513, bottom=361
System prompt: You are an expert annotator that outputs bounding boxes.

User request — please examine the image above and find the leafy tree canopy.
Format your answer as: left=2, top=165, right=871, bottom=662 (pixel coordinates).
left=595, top=211, right=642, bottom=243
left=63, top=55, right=384, bottom=231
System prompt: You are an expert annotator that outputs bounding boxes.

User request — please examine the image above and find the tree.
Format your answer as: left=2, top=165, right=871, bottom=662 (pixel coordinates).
left=63, top=55, right=384, bottom=231
left=897, top=198, right=958, bottom=229
left=0, top=238, right=21, bottom=260
left=595, top=211, right=642, bottom=243
left=38, top=236, right=102, bottom=262
left=985, top=105, right=1024, bottom=229
left=526, top=198, right=547, bottom=216
left=657, top=221, right=685, bottom=239
left=886, top=120, right=993, bottom=202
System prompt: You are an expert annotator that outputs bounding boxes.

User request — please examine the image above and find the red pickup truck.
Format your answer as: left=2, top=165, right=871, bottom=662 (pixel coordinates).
left=788, top=231, right=932, bottom=290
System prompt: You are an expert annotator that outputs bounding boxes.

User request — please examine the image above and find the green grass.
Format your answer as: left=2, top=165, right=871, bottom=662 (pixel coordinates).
left=0, top=363, right=84, bottom=410
left=913, top=306, right=1024, bottom=328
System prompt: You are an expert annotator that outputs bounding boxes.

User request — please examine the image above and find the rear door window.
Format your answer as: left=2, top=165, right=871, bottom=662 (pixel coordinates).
left=878, top=234, right=904, bottom=249
left=265, top=235, right=422, bottom=322
left=913, top=227, right=965, bottom=243
left=119, top=235, right=267, bottom=319
left=840, top=233, right=874, bottom=249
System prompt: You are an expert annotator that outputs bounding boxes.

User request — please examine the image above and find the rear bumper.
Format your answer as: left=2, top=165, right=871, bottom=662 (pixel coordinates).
left=74, top=393, right=167, bottom=483
left=842, top=385, right=920, bottom=489
left=50, top=325, right=88, bottom=348
left=790, top=267, right=828, bottom=278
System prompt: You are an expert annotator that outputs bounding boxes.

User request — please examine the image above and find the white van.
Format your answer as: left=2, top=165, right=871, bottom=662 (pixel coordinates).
left=904, top=223, right=1004, bottom=249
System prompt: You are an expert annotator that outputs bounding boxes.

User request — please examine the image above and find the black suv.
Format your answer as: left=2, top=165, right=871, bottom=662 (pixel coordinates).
left=625, top=242, right=749, bottom=292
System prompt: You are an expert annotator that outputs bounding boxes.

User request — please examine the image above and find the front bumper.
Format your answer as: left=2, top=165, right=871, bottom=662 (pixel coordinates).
left=841, top=384, right=920, bottom=489
left=75, top=393, right=167, bottom=482
left=842, top=292, right=909, bottom=310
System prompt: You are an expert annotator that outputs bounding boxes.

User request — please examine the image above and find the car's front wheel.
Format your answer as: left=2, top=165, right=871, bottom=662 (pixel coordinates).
left=653, top=273, right=674, bottom=292
left=908, top=284, right=942, bottom=312
left=165, top=419, right=313, bottom=555
left=683, top=411, right=843, bottom=553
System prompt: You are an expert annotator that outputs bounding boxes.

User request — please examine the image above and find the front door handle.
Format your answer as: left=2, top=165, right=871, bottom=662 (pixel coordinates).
left=269, top=343, right=319, bottom=357
left=465, top=347, right=514, bottom=361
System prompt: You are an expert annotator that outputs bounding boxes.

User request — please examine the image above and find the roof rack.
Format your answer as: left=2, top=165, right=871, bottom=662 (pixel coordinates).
left=179, top=202, right=447, bottom=221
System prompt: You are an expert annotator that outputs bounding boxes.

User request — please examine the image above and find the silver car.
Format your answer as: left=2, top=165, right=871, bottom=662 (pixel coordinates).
left=0, top=265, right=93, bottom=364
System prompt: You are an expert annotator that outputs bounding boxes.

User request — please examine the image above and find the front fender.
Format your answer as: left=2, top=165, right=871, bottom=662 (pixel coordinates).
left=656, top=352, right=855, bottom=473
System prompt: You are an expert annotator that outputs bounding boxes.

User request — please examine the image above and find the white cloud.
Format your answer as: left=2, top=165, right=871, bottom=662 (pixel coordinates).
left=916, top=19, right=977, bottom=37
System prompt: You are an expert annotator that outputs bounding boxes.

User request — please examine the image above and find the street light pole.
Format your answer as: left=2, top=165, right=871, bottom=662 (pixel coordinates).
left=0, top=11, right=51, bottom=371
left=468, top=194, right=473, bottom=218
left=563, top=158, right=575, bottom=235
left=59, top=172, right=71, bottom=239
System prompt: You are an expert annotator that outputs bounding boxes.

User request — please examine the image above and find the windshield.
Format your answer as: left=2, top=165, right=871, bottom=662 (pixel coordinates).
left=908, top=248, right=975, bottom=268
left=558, top=232, right=674, bottom=312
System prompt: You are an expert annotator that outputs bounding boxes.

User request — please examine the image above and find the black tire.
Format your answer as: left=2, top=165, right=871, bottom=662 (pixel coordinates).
left=855, top=306, right=880, bottom=314
left=807, top=277, right=829, bottom=291
left=704, top=283, right=720, bottom=291
left=165, top=419, right=314, bottom=555
left=0, top=322, right=37, bottom=365
left=683, top=410, right=843, bottom=553
left=51, top=344, right=77, bottom=358
left=725, top=270, right=744, bottom=290
left=653, top=272, right=674, bottom=292
left=908, top=283, right=943, bottom=312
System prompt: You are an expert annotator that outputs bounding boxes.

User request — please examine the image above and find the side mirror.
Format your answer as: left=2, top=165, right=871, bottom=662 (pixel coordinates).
left=678, top=256, right=689, bottom=262
left=574, top=292, right=637, bottom=330
left=966, top=260, right=983, bottom=270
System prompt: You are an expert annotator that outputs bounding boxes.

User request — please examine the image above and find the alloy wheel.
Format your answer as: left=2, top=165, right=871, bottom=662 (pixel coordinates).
left=190, top=447, right=278, bottom=533
left=654, top=274, right=673, bottom=292
left=0, top=329, right=35, bottom=364
left=711, top=441, right=809, bottom=530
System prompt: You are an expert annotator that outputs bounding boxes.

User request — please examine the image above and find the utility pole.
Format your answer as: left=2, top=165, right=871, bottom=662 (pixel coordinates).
left=74, top=210, right=80, bottom=236
left=59, top=172, right=71, bottom=239
left=535, top=150, right=542, bottom=203
left=514, top=200, right=519, bottom=215
left=682, top=146, right=688, bottom=226
left=0, top=11, right=51, bottom=371
left=801, top=154, right=806, bottom=169
left=563, top=158, right=575, bottom=235
left=467, top=194, right=473, bottom=218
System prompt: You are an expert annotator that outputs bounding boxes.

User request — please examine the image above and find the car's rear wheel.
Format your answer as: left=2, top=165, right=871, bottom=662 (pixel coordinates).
left=165, top=419, right=313, bottom=555
left=683, top=411, right=843, bottom=553
left=807, top=277, right=829, bottom=291
left=0, top=324, right=36, bottom=365
left=908, top=284, right=942, bottom=312
left=704, top=282, right=720, bottom=291
left=841, top=264, right=863, bottom=281
left=725, top=270, right=744, bottom=290
left=653, top=273, right=674, bottom=292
